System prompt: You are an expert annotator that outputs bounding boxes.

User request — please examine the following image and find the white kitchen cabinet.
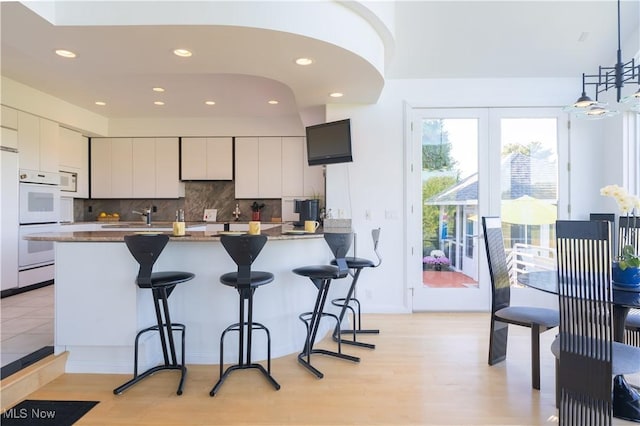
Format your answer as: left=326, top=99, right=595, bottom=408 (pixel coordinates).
left=235, top=137, right=259, bottom=198
left=181, top=137, right=233, bottom=180
left=259, top=137, right=282, bottom=198
left=92, top=137, right=183, bottom=199
left=90, top=138, right=112, bottom=198
left=235, top=137, right=282, bottom=199
left=281, top=137, right=304, bottom=196
left=1, top=128, right=19, bottom=291
left=59, top=127, right=86, bottom=170
left=132, top=138, right=156, bottom=197
left=155, top=138, right=184, bottom=198
left=133, top=137, right=184, bottom=198
left=111, top=138, right=133, bottom=198
left=1, top=105, right=18, bottom=131
left=17, top=112, right=39, bottom=171
left=281, top=136, right=325, bottom=198
left=17, top=111, right=59, bottom=173
left=91, top=138, right=132, bottom=198
left=77, top=137, right=90, bottom=198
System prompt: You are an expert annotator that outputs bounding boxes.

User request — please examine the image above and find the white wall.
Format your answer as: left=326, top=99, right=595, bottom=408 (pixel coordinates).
left=325, top=77, right=615, bottom=313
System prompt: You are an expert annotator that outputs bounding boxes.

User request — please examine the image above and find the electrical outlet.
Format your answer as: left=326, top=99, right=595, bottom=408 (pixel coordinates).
left=152, top=205, right=157, bottom=213
left=88, top=205, right=93, bottom=213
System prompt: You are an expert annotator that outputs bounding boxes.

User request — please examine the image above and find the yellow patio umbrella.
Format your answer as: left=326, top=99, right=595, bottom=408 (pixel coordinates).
left=501, top=195, right=557, bottom=225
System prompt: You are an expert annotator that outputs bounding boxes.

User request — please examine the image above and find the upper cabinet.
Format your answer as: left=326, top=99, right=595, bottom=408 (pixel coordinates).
left=1, top=106, right=18, bottom=131
left=59, top=127, right=87, bottom=170
left=91, top=137, right=184, bottom=199
left=17, top=111, right=59, bottom=173
left=181, top=137, right=233, bottom=180
left=235, top=136, right=324, bottom=199
left=235, top=137, right=282, bottom=199
left=281, top=137, right=324, bottom=198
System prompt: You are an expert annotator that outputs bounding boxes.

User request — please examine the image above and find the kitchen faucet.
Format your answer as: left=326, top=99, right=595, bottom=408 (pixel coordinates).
left=132, top=207, right=152, bottom=226
left=232, top=203, right=241, bottom=221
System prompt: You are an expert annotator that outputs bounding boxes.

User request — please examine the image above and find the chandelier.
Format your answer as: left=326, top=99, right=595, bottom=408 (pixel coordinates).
left=564, top=0, right=640, bottom=119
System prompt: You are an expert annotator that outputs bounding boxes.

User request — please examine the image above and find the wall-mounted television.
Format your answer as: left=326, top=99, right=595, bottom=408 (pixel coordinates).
left=305, top=119, right=353, bottom=166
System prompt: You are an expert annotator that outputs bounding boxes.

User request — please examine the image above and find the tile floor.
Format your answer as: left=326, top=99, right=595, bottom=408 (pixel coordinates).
left=0, top=285, right=54, bottom=372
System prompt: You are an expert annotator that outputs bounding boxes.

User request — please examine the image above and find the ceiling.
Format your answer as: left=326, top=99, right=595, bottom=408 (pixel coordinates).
left=1, top=1, right=639, bottom=120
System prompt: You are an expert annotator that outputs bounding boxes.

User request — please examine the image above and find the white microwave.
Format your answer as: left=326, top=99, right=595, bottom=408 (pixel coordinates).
left=59, top=170, right=77, bottom=192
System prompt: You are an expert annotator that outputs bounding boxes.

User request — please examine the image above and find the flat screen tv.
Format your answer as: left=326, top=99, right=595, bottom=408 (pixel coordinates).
left=305, top=119, right=353, bottom=166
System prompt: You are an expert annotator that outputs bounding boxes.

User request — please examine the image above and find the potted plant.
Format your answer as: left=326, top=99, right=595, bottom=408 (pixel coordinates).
left=251, top=202, right=265, bottom=221
left=600, top=185, right=640, bottom=287
left=423, top=249, right=450, bottom=271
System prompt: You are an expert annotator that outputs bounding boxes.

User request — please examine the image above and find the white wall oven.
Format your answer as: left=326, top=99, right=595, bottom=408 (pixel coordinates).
left=18, top=169, right=60, bottom=287
left=19, top=170, right=60, bottom=225
left=18, top=223, right=60, bottom=270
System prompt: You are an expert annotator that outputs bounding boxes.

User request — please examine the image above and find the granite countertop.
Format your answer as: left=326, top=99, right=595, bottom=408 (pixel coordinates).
left=61, top=220, right=285, bottom=227
left=25, top=225, right=324, bottom=242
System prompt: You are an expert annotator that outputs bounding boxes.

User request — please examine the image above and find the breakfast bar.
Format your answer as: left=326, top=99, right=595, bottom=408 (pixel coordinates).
left=26, top=227, right=346, bottom=374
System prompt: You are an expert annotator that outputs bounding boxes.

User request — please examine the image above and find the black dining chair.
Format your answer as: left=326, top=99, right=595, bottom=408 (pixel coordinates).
left=619, top=216, right=640, bottom=347
left=552, top=220, right=640, bottom=424
left=330, top=228, right=382, bottom=349
left=482, top=216, right=559, bottom=390
left=114, top=234, right=194, bottom=395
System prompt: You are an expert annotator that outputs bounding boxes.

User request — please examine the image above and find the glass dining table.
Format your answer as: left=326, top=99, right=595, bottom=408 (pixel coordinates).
left=518, top=270, right=640, bottom=422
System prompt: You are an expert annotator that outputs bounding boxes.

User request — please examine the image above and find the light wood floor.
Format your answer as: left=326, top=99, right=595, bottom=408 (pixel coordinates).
left=13, top=313, right=640, bottom=425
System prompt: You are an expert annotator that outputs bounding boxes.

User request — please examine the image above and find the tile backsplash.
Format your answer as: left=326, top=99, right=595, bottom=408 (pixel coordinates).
left=77, top=181, right=282, bottom=223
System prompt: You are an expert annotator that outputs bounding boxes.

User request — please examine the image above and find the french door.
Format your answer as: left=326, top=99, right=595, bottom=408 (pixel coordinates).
left=408, top=107, right=567, bottom=311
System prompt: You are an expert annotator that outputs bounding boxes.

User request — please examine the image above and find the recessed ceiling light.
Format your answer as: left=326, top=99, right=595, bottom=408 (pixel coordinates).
left=173, top=49, right=192, bottom=57
left=268, top=100, right=279, bottom=105
left=152, top=87, right=165, bottom=92
left=154, top=101, right=165, bottom=106
left=205, top=101, right=216, bottom=105
left=329, top=92, right=344, bottom=98
left=95, top=101, right=106, bottom=106
left=295, top=57, right=313, bottom=66
left=55, top=49, right=76, bottom=58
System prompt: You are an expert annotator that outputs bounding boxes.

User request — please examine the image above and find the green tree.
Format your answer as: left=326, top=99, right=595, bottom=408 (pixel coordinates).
left=422, top=120, right=457, bottom=171
left=423, top=176, right=457, bottom=254
left=502, top=141, right=552, bottom=159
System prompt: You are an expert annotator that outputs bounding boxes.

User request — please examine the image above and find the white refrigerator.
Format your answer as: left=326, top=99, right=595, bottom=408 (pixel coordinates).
left=1, top=127, right=19, bottom=292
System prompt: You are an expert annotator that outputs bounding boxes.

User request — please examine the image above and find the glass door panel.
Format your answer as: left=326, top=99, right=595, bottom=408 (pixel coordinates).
left=411, top=108, right=489, bottom=311
left=494, top=113, right=563, bottom=299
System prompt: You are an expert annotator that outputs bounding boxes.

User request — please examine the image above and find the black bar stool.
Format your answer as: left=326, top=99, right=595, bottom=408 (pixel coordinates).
left=292, top=232, right=360, bottom=378
left=210, top=234, right=280, bottom=396
left=330, top=228, right=382, bottom=349
left=114, top=234, right=194, bottom=396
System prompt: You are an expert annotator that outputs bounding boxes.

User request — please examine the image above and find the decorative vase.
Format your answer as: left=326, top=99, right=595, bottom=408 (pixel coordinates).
left=434, top=263, right=442, bottom=271
left=612, top=262, right=640, bottom=287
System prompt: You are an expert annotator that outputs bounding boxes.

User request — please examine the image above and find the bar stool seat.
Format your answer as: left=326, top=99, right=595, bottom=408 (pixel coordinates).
left=210, top=234, right=280, bottom=396
left=114, top=234, right=194, bottom=396
left=293, top=232, right=360, bottom=379
left=330, top=228, right=382, bottom=349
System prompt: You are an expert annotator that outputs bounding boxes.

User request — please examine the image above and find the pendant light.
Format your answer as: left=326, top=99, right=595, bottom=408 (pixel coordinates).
left=564, top=0, right=640, bottom=118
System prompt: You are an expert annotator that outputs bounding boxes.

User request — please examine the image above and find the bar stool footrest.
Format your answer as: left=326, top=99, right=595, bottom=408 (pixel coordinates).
left=210, top=363, right=280, bottom=396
